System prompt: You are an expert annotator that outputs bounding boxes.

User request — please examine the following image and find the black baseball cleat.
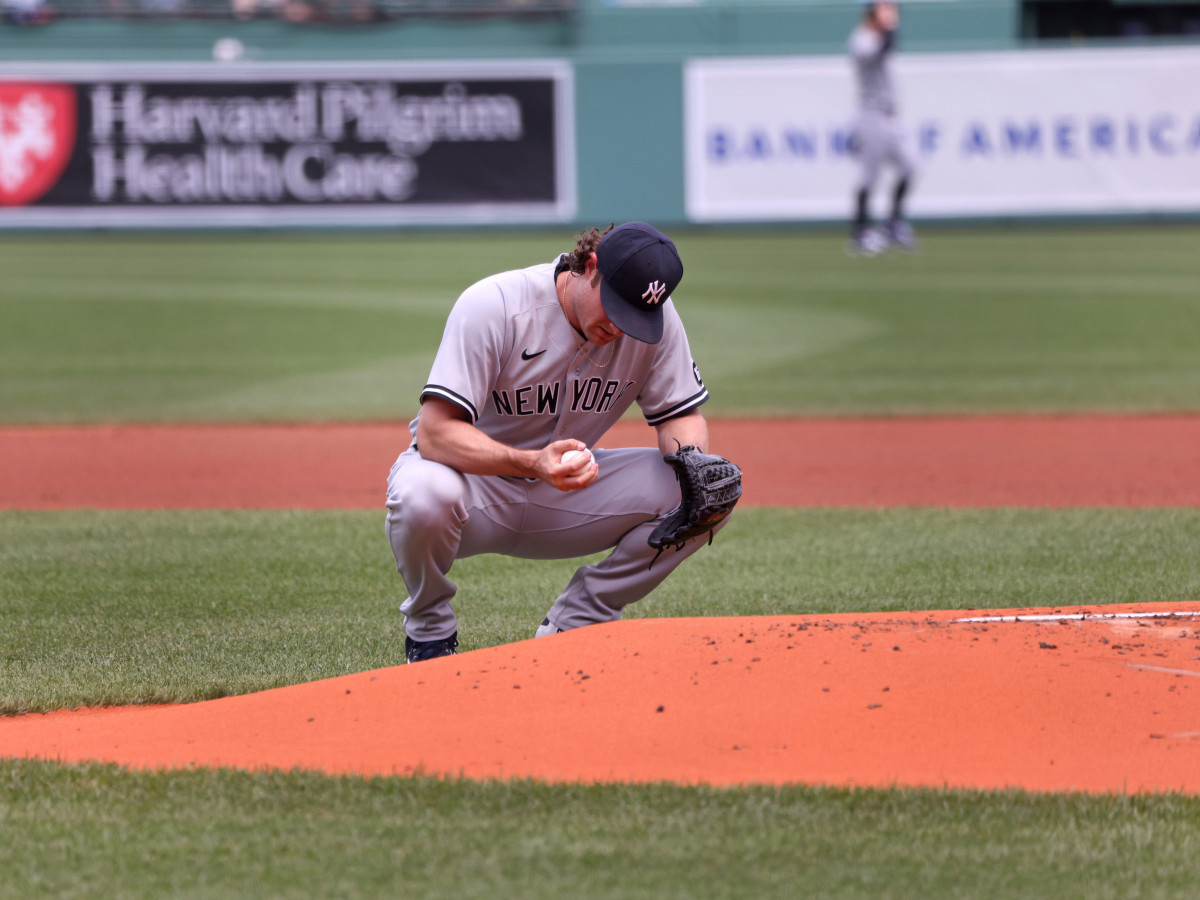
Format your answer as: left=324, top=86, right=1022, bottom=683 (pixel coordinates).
left=535, top=617, right=562, bottom=638
left=405, top=631, right=458, bottom=664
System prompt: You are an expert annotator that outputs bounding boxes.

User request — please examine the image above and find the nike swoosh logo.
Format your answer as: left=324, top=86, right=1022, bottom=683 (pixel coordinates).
left=521, top=348, right=547, bottom=360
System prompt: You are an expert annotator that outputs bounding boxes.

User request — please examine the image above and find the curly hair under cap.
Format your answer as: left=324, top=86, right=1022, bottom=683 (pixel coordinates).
left=562, top=224, right=615, bottom=283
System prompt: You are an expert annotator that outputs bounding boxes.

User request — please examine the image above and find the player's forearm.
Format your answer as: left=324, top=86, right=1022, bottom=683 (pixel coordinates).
left=417, top=414, right=540, bottom=478
left=655, top=411, right=709, bottom=456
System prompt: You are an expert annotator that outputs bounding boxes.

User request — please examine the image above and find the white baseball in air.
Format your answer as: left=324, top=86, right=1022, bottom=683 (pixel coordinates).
left=561, top=449, right=592, bottom=466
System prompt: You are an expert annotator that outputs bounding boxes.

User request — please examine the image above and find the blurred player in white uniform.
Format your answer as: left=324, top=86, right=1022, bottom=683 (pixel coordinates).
left=385, top=222, right=727, bottom=663
left=848, top=0, right=918, bottom=255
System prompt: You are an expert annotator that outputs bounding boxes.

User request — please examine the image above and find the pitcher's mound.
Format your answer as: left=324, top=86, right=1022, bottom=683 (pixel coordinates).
left=4, top=604, right=1199, bottom=795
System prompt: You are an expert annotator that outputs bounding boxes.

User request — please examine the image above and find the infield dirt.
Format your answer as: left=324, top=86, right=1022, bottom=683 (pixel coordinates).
left=3, top=416, right=1199, bottom=794
left=5, top=415, right=1200, bottom=509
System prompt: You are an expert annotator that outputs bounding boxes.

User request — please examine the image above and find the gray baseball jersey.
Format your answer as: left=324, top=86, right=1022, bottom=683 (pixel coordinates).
left=848, top=22, right=913, bottom=190
left=849, top=23, right=896, bottom=117
left=411, top=256, right=708, bottom=450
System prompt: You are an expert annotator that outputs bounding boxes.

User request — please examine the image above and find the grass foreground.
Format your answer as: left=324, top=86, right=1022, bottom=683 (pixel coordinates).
left=3, top=759, right=1200, bottom=900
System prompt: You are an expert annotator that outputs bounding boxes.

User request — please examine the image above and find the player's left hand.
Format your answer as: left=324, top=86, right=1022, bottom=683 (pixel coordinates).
left=648, top=446, right=742, bottom=550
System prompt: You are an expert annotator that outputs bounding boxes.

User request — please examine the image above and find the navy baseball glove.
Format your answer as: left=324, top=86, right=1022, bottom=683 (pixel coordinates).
left=648, top=445, right=742, bottom=557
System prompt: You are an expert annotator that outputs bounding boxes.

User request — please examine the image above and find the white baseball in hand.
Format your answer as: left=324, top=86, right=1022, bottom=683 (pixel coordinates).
left=561, top=449, right=592, bottom=466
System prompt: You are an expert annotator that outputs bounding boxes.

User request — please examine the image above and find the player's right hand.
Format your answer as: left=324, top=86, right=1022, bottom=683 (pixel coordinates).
left=539, top=439, right=599, bottom=492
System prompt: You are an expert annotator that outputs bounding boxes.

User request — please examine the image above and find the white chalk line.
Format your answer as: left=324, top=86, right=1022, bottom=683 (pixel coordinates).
left=952, top=611, right=1200, bottom=624
left=946, top=611, right=1200, bottom=738
left=1127, top=663, right=1200, bottom=678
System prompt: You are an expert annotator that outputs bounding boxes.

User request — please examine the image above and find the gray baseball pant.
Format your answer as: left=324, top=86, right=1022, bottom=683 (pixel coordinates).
left=385, top=445, right=726, bottom=641
left=853, top=110, right=915, bottom=192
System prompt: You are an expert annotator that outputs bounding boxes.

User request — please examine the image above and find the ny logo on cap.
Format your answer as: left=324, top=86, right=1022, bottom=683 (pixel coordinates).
left=642, top=280, right=666, bottom=305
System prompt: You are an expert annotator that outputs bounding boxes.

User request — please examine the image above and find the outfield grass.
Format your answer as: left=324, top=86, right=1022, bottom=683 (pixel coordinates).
left=2, top=225, right=1199, bottom=422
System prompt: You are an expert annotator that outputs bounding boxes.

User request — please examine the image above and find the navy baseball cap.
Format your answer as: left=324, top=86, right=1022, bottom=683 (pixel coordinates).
left=595, top=222, right=684, bottom=344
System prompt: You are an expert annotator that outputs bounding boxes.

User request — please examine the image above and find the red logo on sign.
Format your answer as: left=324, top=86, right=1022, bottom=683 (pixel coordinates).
left=0, top=83, right=76, bottom=207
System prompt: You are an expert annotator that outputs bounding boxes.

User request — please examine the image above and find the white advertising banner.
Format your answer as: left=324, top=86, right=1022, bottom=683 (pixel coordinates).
left=684, top=47, right=1200, bottom=221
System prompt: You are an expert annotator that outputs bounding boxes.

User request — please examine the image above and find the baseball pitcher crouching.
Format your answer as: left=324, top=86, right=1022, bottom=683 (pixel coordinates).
left=384, top=222, right=742, bottom=663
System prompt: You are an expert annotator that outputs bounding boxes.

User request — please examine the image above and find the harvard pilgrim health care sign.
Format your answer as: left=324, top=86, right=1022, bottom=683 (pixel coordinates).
left=0, top=62, right=575, bottom=227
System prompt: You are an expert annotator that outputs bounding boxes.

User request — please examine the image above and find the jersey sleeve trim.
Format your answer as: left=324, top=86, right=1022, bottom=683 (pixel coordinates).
left=643, top=388, right=709, bottom=426
left=421, top=384, right=479, bottom=423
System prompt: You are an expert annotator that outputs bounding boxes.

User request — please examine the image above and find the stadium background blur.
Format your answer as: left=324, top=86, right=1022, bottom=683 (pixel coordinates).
left=3, top=0, right=1198, bottom=230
